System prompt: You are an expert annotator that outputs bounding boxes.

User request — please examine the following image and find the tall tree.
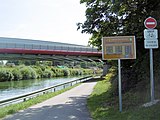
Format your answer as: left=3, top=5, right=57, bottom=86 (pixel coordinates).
left=77, top=0, right=160, bottom=56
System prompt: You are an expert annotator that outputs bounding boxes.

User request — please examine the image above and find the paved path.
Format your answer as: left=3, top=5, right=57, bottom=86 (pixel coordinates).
left=3, top=81, right=97, bottom=120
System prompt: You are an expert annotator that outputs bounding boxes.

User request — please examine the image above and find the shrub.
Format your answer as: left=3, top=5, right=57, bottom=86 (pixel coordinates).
left=83, top=69, right=93, bottom=75
left=39, top=65, right=46, bottom=71
left=51, top=68, right=64, bottom=77
left=69, top=69, right=75, bottom=76
left=69, top=69, right=82, bottom=76
left=42, top=69, right=53, bottom=78
left=78, top=69, right=83, bottom=75
left=63, top=69, right=70, bottom=76
left=12, top=68, right=22, bottom=80
left=28, top=67, right=37, bottom=79
left=0, top=69, right=14, bottom=81
left=20, top=66, right=37, bottom=80
left=33, top=66, right=43, bottom=79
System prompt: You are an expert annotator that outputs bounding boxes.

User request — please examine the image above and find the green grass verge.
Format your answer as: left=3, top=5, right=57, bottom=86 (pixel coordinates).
left=87, top=68, right=160, bottom=120
left=0, top=83, right=80, bottom=119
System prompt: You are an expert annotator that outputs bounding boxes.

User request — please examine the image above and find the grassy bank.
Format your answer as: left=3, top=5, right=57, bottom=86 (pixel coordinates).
left=0, top=65, right=94, bottom=82
left=87, top=67, right=160, bottom=120
left=0, top=83, right=80, bottom=119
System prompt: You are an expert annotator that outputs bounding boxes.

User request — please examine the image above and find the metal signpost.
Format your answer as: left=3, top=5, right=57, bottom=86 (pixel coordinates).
left=144, top=17, right=158, bottom=102
left=102, top=36, right=136, bottom=112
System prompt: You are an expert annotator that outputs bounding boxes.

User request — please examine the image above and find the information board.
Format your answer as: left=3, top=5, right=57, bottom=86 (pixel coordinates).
left=102, top=36, right=136, bottom=60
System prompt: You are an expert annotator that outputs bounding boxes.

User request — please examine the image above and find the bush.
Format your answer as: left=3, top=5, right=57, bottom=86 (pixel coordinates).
left=51, top=68, right=64, bottom=77
left=63, top=69, right=70, bottom=76
left=42, top=69, right=53, bottom=78
left=29, top=67, right=37, bottom=79
left=0, top=69, right=14, bottom=81
left=20, top=66, right=37, bottom=80
left=69, top=69, right=75, bottom=76
left=69, top=69, right=83, bottom=76
left=33, top=66, right=43, bottom=79
left=83, top=69, right=93, bottom=75
left=0, top=65, right=95, bottom=82
left=77, top=69, right=83, bottom=75
left=12, top=68, right=22, bottom=80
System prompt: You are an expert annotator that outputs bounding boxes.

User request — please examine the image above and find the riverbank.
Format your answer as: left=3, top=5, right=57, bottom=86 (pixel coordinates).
left=0, top=65, right=95, bottom=82
left=87, top=67, right=160, bottom=120
left=0, top=76, right=88, bottom=100
left=0, top=83, right=81, bottom=119
left=3, top=80, right=97, bottom=120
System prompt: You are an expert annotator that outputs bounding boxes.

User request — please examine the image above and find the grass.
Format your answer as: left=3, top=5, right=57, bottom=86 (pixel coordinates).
left=87, top=67, right=160, bottom=120
left=0, top=83, right=80, bottom=119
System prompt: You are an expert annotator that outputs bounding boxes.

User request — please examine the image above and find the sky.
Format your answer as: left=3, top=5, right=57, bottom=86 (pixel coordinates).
left=0, top=0, right=91, bottom=45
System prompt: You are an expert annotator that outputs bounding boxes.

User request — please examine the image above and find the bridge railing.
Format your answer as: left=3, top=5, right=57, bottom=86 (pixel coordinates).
left=0, top=76, right=93, bottom=108
left=0, top=42, right=100, bottom=53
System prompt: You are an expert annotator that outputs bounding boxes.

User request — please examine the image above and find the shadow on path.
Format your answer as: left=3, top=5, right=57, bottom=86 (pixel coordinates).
left=4, top=91, right=93, bottom=120
left=4, top=79, right=99, bottom=120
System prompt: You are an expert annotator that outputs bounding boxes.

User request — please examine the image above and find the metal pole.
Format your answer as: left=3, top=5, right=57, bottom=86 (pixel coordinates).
left=150, top=48, right=155, bottom=102
left=118, top=59, right=122, bottom=112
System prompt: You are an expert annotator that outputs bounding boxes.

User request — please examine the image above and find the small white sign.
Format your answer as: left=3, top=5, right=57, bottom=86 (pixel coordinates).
left=144, top=40, right=158, bottom=49
left=144, top=29, right=158, bottom=40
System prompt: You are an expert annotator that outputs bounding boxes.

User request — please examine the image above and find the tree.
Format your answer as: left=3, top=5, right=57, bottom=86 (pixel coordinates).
left=80, top=62, right=87, bottom=68
left=77, top=0, right=160, bottom=57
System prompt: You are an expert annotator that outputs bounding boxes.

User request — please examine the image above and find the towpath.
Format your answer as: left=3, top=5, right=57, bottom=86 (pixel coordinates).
left=4, top=81, right=97, bottom=120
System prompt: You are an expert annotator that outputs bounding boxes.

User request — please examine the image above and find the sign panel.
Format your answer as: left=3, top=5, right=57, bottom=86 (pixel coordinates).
left=144, top=29, right=158, bottom=40
left=102, top=36, right=136, bottom=60
left=144, top=17, right=157, bottom=29
left=144, top=40, right=158, bottom=49
left=144, top=29, right=158, bottom=49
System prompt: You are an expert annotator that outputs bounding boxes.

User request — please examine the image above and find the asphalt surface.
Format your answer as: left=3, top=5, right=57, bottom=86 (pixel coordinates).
left=3, top=81, right=97, bottom=120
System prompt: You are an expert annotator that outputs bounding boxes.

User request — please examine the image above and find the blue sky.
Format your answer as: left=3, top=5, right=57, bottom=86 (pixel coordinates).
left=0, top=0, right=91, bottom=45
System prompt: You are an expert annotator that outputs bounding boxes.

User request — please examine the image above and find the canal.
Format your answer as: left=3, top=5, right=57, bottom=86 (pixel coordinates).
left=0, top=76, right=84, bottom=101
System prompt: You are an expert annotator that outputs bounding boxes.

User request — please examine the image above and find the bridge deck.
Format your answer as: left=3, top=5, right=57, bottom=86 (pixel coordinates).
left=0, top=37, right=102, bottom=61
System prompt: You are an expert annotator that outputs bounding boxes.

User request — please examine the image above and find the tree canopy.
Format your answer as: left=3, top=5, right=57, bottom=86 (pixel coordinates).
left=77, top=0, right=160, bottom=54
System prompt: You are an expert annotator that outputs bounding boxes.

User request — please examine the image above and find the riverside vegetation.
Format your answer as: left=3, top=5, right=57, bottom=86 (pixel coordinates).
left=88, top=52, right=160, bottom=120
left=77, top=0, right=160, bottom=119
left=0, top=61, right=102, bottom=118
left=0, top=65, right=96, bottom=82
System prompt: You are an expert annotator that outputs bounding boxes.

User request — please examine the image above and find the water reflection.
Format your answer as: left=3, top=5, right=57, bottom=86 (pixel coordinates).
left=0, top=76, right=83, bottom=100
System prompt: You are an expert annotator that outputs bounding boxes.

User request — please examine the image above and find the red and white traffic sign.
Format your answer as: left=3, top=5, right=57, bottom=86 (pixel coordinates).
left=144, top=17, right=157, bottom=29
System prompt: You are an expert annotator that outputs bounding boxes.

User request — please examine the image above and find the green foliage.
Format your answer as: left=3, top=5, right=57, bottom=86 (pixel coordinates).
left=78, top=0, right=160, bottom=56
left=0, top=64, right=96, bottom=81
left=88, top=66, right=160, bottom=119
left=29, top=67, right=37, bottom=79
left=83, top=69, right=93, bottom=75
left=20, top=67, right=31, bottom=79
left=69, top=69, right=82, bottom=76
left=33, top=66, right=43, bottom=78
left=51, top=68, right=64, bottom=77
left=42, top=69, right=53, bottom=78
left=20, top=66, right=37, bottom=80
left=63, top=69, right=70, bottom=76
left=0, top=69, right=14, bottom=81
left=12, top=68, right=23, bottom=80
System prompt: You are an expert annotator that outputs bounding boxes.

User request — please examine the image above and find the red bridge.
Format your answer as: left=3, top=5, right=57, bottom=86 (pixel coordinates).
left=0, top=37, right=102, bottom=62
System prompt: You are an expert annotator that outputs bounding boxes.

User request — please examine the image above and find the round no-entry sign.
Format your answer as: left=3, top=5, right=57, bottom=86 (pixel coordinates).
left=144, top=17, right=157, bottom=29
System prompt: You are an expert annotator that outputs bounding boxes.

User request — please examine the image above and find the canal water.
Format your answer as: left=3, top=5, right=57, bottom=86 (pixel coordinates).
left=0, top=76, right=84, bottom=101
